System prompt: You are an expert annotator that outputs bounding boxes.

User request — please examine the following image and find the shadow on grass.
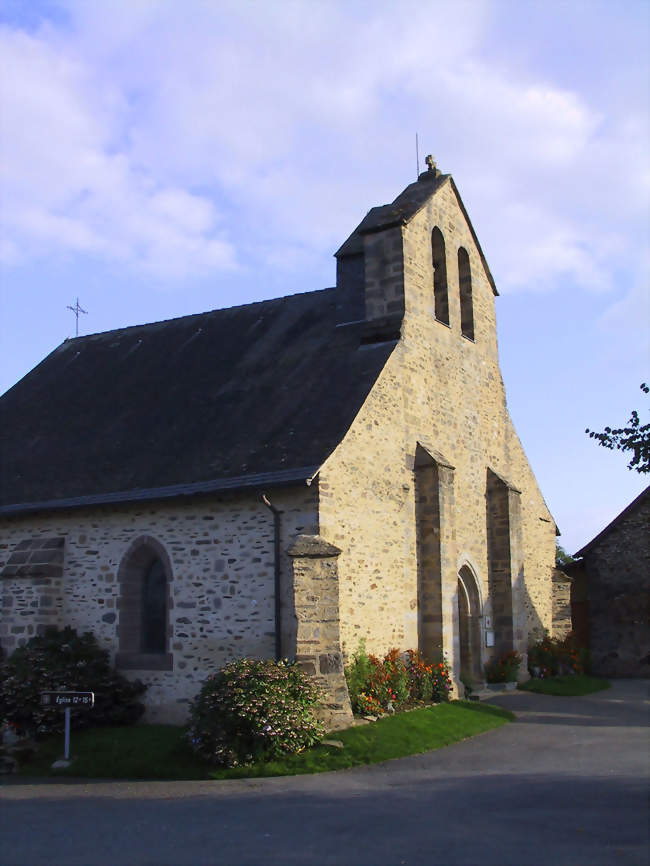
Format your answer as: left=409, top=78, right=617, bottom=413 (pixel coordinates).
left=15, top=701, right=513, bottom=783
left=518, top=675, right=610, bottom=696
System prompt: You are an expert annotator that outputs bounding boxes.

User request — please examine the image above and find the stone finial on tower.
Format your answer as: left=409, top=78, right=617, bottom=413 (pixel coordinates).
left=419, top=154, right=441, bottom=182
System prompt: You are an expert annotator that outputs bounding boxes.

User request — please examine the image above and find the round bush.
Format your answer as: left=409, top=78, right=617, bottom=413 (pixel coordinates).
left=0, top=626, right=146, bottom=738
left=187, top=658, right=324, bottom=767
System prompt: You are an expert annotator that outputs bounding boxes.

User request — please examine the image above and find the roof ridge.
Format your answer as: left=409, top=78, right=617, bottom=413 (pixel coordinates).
left=61, top=287, right=335, bottom=343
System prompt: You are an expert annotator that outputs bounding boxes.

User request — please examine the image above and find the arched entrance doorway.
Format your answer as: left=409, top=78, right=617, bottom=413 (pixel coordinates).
left=457, top=566, right=482, bottom=683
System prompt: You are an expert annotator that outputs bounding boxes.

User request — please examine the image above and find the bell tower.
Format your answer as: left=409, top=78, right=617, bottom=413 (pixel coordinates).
left=334, top=156, right=446, bottom=343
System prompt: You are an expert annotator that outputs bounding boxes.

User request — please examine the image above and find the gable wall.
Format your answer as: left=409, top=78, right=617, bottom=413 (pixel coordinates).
left=0, top=485, right=317, bottom=721
left=319, top=180, right=556, bottom=679
left=581, top=494, right=650, bottom=677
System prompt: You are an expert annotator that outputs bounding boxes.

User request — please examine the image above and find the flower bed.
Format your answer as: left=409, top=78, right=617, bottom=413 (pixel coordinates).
left=484, top=650, right=523, bottom=683
left=345, top=642, right=452, bottom=716
left=527, top=632, right=588, bottom=678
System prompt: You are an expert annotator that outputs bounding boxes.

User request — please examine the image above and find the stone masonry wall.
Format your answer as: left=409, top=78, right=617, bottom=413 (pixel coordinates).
left=582, top=493, right=649, bottom=677
left=0, top=537, right=66, bottom=645
left=0, top=485, right=318, bottom=722
left=552, top=568, right=573, bottom=640
left=319, top=178, right=556, bottom=686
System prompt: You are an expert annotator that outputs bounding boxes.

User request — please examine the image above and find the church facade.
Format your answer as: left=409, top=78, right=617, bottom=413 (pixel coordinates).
left=0, top=163, right=557, bottom=726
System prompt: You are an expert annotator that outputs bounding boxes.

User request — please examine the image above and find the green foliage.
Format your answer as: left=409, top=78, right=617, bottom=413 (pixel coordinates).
left=586, top=383, right=649, bottom=473
left=555, top=543, right=575, bottom=568
left=187, top=658, right=324, bottom=767
left=344, top=644, right=452, bottom=714
left=484, top=649, right=523, bottom=683
left=527, top=632, right=588, bottom=678
left=343, top=639, right=374, bottom=712
left=0, top=626, right=146, bottom=738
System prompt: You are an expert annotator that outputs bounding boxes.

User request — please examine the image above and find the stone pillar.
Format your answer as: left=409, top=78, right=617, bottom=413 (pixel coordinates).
left=414, top=444, right=456, bottom=663
left=486, top=470, right=516, bottom=655
left=486, top=470, right=527, bottom=670
left=415, top=460, right=443, bottom=657
left=507, top=486, right=527, bottom=667
left=438, top=463, right=459, bottom=674
left=287, top=534, right=354, bottom=730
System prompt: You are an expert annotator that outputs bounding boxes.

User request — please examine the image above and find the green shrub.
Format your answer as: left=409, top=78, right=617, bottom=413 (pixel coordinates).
left=187, top=658, right=324, bottom=767
left=485, top=650, right=523, bottom=683
left=0, top=626, right=146, bottom=738
left=344, top=644, right=452, bottom=715
left=344, top=639, right=374, bottom=711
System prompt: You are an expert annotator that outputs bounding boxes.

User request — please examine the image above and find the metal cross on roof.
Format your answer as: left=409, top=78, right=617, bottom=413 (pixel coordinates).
left=67, top=297, right=88, bottom=337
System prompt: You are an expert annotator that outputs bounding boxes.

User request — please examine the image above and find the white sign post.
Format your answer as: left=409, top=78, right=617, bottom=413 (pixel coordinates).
left=40, top=691, right=94, bottom=766
left=63, top=707, right=71, bottom=760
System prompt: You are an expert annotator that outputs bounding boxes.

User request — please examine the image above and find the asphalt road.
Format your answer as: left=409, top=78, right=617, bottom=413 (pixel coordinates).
left=1, top=680, right=648, bottom=866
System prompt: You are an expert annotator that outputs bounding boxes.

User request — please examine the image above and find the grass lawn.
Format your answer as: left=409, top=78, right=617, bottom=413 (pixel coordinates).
left=518, top=674, right=610, bottom=696
left=18, top=724, right=208, bottom=781
left=17, top=701, right=513, bottom=781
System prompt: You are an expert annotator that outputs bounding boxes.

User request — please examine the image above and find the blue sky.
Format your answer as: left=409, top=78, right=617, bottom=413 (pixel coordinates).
left=0, top=0, right=648, bottom=553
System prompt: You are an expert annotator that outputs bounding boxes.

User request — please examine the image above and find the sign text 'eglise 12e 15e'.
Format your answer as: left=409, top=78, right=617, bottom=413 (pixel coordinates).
left=40, top=691, right=95, bottom=707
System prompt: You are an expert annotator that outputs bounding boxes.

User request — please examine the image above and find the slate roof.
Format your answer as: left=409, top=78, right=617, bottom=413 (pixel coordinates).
left=0, top=289, right=396, bottom=514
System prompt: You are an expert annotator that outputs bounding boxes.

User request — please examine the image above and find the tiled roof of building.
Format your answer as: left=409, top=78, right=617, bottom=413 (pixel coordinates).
left=0, top=288, right=396, bottom=514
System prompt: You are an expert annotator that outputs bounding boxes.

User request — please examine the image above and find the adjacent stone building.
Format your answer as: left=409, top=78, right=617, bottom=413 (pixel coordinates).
left=568, top=486, right=650, bottom=678
left=0, top=162, right=558, bottom=725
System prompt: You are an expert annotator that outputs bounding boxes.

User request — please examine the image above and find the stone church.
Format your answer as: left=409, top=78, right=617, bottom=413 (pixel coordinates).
left=0, top=161, right=557, bottom=726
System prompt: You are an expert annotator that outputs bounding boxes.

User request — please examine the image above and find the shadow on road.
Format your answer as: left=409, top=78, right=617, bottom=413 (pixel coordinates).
left=1, top=772, right=648, bottom=866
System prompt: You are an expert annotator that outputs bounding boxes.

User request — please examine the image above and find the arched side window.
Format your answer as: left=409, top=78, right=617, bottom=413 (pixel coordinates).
left=458, top=247, right=474, bottom=340
left=431, top=227, right=449, bottom=326
left=116, top=536, right=173, bottom=671
left=142, top=558, right=167, bottom=653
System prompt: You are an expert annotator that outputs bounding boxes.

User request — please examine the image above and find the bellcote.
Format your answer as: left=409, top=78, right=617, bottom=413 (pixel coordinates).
left=334, top=163, right=496, bottom=342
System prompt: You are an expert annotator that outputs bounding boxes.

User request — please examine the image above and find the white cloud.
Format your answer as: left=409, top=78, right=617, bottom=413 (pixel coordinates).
left=0, top=21, right=236, bottom=277
left=596, top=255, right=650, bottom=364
left=482, top=200, right=612, bottom=294
left=0, top=0, right=647, bottom=297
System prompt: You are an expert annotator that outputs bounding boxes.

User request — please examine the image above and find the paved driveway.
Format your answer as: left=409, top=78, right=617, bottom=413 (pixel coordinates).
left=1, top=679, right=648, bottom=866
